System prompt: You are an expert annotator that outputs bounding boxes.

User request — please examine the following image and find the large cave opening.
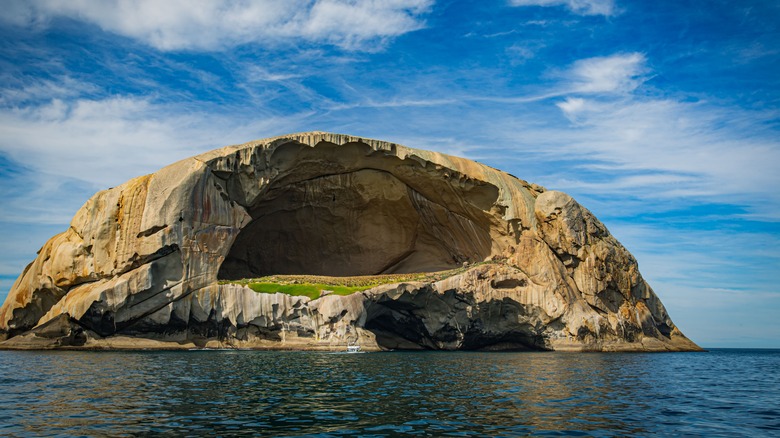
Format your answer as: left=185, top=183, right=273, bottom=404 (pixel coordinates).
left=217, top=141, right=501, bottom=279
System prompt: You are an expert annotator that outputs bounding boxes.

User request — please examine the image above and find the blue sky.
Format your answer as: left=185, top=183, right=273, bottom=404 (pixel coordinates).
left=0, top=0, right=778, bottom=348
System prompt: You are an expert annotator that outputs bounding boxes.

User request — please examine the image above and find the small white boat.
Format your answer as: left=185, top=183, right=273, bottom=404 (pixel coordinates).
left=346, top=344, right=361, bottom=353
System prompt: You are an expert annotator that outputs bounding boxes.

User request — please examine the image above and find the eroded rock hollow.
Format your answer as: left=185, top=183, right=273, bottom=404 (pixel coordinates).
left=0, top=132, right=700, bottom=351
left=219, top=141, right=497, bottom=278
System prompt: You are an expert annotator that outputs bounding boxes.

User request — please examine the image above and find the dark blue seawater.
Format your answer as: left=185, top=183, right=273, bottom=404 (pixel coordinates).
left=0, top=349, right=778, bottom=437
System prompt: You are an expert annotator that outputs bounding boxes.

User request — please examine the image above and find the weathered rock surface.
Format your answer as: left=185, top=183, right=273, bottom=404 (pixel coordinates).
left=0, top=132, right=700, bottom=351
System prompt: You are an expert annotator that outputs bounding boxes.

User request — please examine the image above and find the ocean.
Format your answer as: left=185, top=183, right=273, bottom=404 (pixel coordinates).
left=0, top=348, right=778, bottom=436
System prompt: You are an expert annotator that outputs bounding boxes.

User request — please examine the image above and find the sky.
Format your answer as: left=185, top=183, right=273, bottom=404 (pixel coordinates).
left=0, top=0, right=778, bottom=348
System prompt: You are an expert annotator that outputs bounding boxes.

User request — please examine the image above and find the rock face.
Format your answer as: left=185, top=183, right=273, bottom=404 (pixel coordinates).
left=0, top=132, right=700, bottom=351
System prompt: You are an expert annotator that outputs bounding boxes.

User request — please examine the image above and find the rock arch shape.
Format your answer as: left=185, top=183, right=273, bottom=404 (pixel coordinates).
left=0, top=132, right=701, bottom=352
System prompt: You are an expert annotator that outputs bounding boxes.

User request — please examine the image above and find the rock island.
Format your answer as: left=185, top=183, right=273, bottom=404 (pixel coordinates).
left=0, top=132, right=701, bottom=351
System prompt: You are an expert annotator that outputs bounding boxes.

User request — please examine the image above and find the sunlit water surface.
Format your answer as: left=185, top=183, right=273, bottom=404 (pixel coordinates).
left=1, top=349, right=778, bottom=436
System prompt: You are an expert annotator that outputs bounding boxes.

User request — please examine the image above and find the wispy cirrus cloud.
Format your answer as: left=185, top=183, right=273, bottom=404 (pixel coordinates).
left=2, top=0, right=433, bottom=51
left=0, top=93, right=311, bottom=189
left=548, top=96, right=780, bottom=214
left=0, top=76, right=100, bottom=106
left=369, top=52, right=780, bottom=221
left=243, top=66, right=304, bottom=83
left=508, top=0, right=617, bottom=16
left=330, top=52, right=649, bottom=108
left=563, top=52, right=648, bottom=94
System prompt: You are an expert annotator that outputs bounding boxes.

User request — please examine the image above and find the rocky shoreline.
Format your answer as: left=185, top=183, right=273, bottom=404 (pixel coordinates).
left=1, top=264, right=700, bottom=352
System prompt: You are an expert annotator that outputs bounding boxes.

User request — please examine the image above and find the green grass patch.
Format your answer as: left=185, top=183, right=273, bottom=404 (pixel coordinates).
left=246, top=282, right=374, bottom=300
left=221, top=260, right=505, bottom=300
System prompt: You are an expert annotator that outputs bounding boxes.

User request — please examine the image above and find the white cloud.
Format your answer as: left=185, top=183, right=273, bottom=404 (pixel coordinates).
left=2, top=0, right=433, bottom=51
left=545, top=96, right=780, bottom=218
left=299, top=0, right=432, bottom=49
left=466, top=53, right=649, bottom=104
left=0, top=94, right=311, bottom=190
left=0, top=76, right=100, bottom=106
left=509, top=0, right=616, bottom=16
left=244, top=66, right=303, bottom=83
left=506, top=42, right=545, bottom=65
left=0, top=97, right=199, bottom=186
left=555, top=96, right=586, bottom=117
left=536, top=52, right=780, bottom=218
left=565, top=52, right=648, bottom=94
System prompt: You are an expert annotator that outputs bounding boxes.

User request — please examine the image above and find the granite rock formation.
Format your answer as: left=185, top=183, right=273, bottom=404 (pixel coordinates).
left=0, top=132, right=700, bottom=351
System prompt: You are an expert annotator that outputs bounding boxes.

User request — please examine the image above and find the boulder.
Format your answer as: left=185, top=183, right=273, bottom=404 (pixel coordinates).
left=0, top=132, right=700, bottom=351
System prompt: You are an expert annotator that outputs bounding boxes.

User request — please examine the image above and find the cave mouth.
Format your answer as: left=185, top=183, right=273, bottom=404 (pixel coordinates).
left=363, top=296, right=549, bottom=351
left=217, top=160, right=498, bottom=280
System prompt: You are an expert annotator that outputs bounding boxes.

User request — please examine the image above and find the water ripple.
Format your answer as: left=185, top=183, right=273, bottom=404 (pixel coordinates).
left=0, top=349, right=778, bottom=436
